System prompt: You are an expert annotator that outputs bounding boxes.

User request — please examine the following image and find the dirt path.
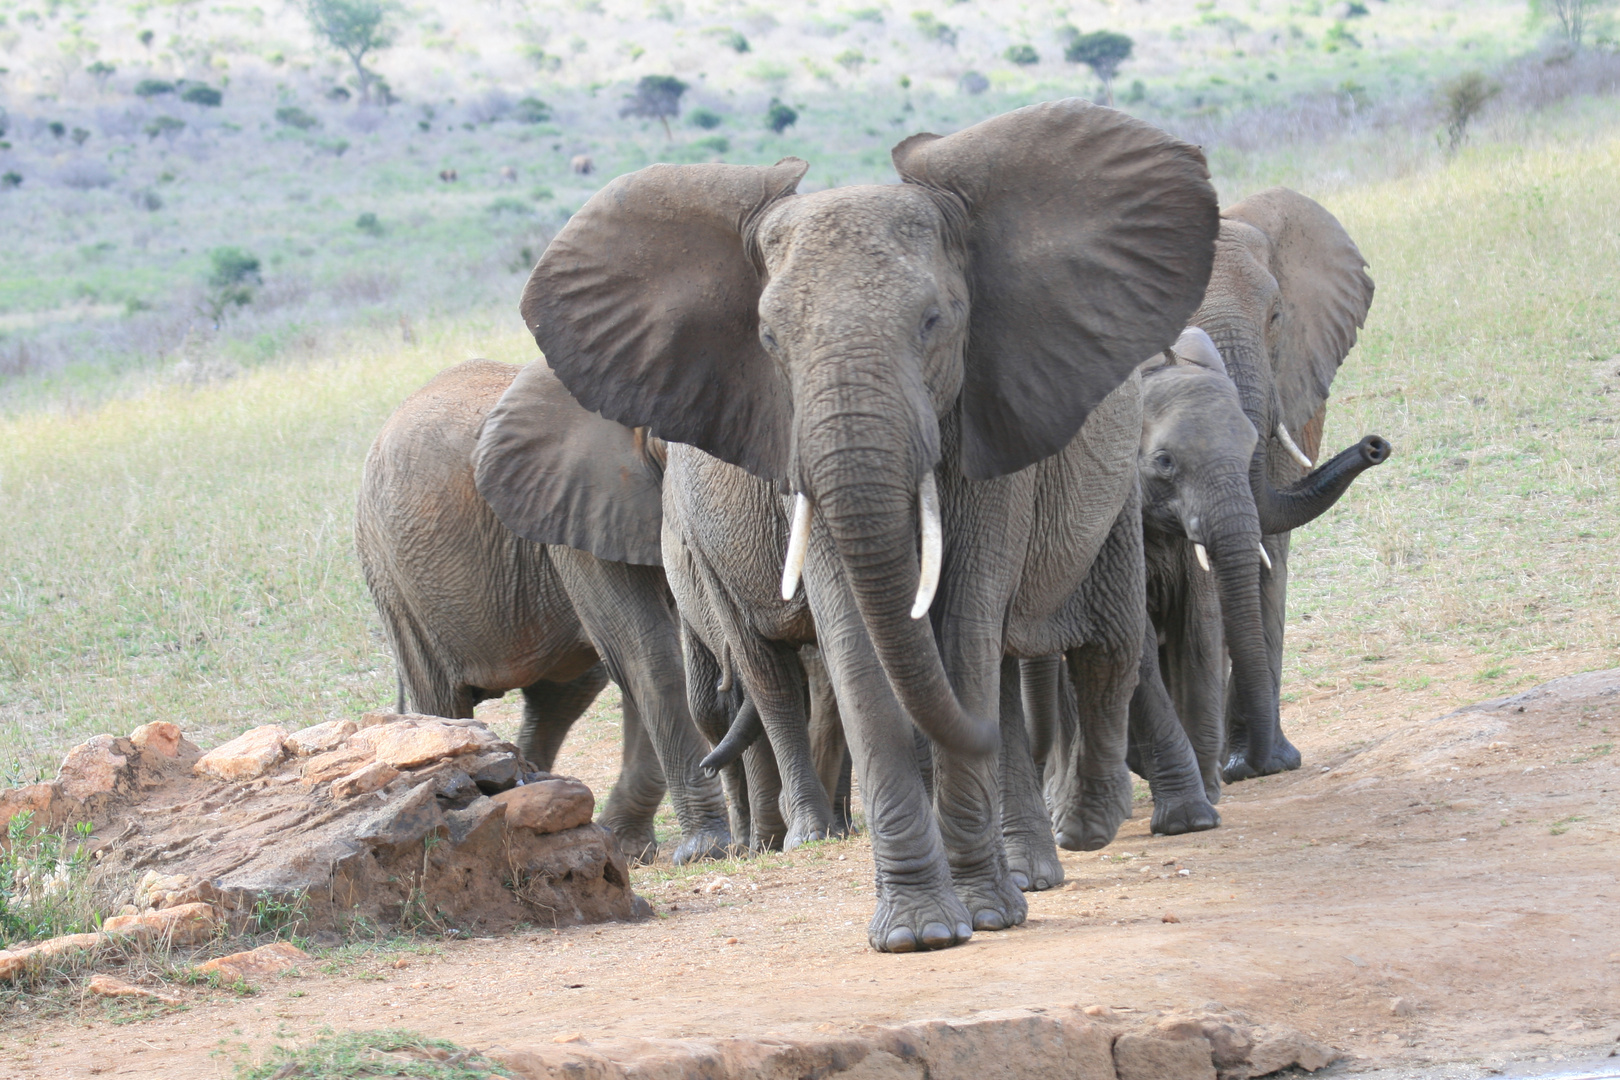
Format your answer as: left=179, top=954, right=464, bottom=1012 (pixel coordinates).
left=4, top=670, right=1617, bottom=1079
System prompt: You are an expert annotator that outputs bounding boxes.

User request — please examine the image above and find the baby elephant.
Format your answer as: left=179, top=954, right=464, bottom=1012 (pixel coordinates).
left=355, top=359, right=731, bottom=864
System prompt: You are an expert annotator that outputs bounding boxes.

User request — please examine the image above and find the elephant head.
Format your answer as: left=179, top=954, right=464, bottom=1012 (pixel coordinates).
left=518, top=100, right=1218, bottom=758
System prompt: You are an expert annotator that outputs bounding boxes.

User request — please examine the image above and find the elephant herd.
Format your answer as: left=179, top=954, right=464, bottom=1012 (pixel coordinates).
left=354, top=99, right=1389, bottom=953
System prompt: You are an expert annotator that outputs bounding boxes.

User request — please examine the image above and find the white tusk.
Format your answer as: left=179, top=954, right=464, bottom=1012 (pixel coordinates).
left=910, top=472, right=943, bottom=619
left=1257, top=543, right=1273, bottom=571
left=1276, top=423, right=1314, bottom=469
left=780, top=493, right=812, bottom=601
left=1194, top=543, right=1211, bottom=572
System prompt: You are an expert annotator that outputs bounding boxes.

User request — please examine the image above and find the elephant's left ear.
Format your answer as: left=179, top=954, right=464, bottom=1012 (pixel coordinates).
left=474, top=360, right=665, bottom=566
left=893, top=99, right=1218, bottom=480
left=1222, top=187, right=1374, bottom=438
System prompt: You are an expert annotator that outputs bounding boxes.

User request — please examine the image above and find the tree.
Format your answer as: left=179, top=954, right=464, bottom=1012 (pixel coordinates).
left=620, top=75, right=687, bottom=140
left=303, top=0, right=400, bottom=105
left=1439, top=71, right=1499, bottom=155
left=1064, top=30, right=1133, bottom=105
left=765, top=98, right=798, bottom=133
left=1532, top=0, right=1618, bottom=48
left=202, top=247, right=261, bottom=325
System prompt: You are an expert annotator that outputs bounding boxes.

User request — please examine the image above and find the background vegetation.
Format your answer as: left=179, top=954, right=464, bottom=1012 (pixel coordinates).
left=1, top=1, right=1617, bottom=810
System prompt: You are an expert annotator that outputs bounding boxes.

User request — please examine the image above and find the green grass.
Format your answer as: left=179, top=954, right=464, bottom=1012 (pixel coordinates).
left=233, top=1028, right=499, bottom=1080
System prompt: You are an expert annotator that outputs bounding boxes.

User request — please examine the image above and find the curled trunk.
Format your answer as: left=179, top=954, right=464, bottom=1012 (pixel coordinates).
left=1253, top=435, right=1391, bottom=536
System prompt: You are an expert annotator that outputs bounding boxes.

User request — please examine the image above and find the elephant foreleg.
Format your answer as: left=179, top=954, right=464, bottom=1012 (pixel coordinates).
left=681, top=625, right=751, bottom=855
left=1128, top=623, right=1219, bottom=837
left=1223, top=531, right=1302, bottom=779
left=1002, top=657, right=1064, bottom=891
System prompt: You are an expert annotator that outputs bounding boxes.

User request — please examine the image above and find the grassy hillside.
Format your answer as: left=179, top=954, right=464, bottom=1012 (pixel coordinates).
left=3, top=95, right=1619, bottom=782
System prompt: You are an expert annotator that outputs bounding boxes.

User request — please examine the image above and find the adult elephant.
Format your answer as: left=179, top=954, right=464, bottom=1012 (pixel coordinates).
left=356, top=359, right=732, bottom=864
left=512, top=99, right=1219, bottom=952
left=1134, top=327, right=1389, bottom=799
left=1185, top=190, right=1386, bottom=783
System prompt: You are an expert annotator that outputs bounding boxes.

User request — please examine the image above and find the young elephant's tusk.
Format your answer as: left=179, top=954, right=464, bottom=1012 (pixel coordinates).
left=1194, top=543, right=1211, bottom=572
left=780, top=493, right=812, bottom=601
left=1276, top=423, right=1315, bottom=469
left=1257, top=543, right=1273, bottom=571
left=911, top=472, right=943, bottom=619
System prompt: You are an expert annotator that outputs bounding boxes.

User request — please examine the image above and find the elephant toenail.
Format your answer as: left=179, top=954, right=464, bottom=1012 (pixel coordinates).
left=972, top=909, right=1005, bottom=932
left=884, top=927, right=919, bottom=953
left=955, top=922, right=973, bottom=942
left=919, top=922, right=954, bottom=949
left=1009, top=870, right=1030, bottom=891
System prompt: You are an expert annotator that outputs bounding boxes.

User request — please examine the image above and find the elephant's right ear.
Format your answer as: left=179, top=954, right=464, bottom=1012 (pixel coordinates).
left=520, top=159, right=808, bottom=482
left=474, top=361, right=664, bottom=566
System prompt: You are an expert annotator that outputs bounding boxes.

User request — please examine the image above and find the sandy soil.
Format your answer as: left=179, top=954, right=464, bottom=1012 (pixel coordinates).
left=4, top=668, right=1617, bottom=1080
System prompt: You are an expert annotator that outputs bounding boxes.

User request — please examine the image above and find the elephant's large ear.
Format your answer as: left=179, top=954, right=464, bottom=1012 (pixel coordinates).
left=893, top=99, right=1218, bottom=480
left=473, top=361, right=664, bottom=566
left=1222, top=187, right=1374, bottom=436
left=519, top=158, right=808, bottom=481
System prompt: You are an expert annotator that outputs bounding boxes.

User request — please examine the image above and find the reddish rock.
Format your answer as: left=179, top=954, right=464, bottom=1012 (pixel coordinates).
left=0, top=932, right=111, bottom=982
left=494, top=779, right=594, bottom=835
left=1246, top=1032, right=1335, bottom=1076
left=129, top=721, right=184, bottom=758
left=103, top=901, right=218, bottom=945
left=357, top=719, right=483, bottom=768
left=1114, top=1032, right=1216, bottom=1080
left=0, top=782, right=62, bottom=829
left=87, top=973, right=181, bottom=1005
left=58, top=736, right=132, bottom=800
left=301, top=745, right=376, bottom=784
left=194, top=725, right=288, bottom=782
left=331, top=759, right=401, bottom=799
left=285, top=719, right=358, bottom=756
left=195, top=941, right=309, bottom=984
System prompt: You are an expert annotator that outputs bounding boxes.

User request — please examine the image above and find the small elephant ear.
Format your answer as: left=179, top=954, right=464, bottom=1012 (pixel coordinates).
left=520, top=158, right=808, bottom=482
left=474, top=361, right=664, bottom=566
left=1169, top=326, right=1228, bottom=376
left=1222, top=187, right=1374, bottom=437
left=893, top=99, right=1218, bottom=480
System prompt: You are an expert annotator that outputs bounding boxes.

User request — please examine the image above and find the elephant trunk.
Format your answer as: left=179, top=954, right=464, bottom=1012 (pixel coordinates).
left=1203, top=505, right=1275, bottom=774
left=799, top=371, right=998, bottom=759
left=1253, top=435, right=1391, bottom=536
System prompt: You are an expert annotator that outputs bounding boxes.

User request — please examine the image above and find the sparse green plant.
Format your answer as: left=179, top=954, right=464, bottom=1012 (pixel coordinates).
left=47, top=121, right=65, bottom=139
left=486, top=196, right=532, bottom=216
left=764, top=98, right=798, bottom=133
left=86, top=60, right=115, bottom=89
left=529, top=185, right=554, bottom=201
left=513, top=96, right=551, bottom=123
left=201, top=246, right=261, bottom=324
left=1004, top=43, right=1039, bottom=65
left=619, top=74, right=688, bottom=139
left=688, top=106, right=723, bottom=129
left=70, top=126, right=89, bottom=146
left=144, top=115, right=186, bottom=141
left=236, top=1028, right=500, bottom=1080
left=137, top=28, right=155, bottom=49
left=302, top=0, right=401, bottom=105
left=704, top=26, right=750, bottom=53
left=247, top=891, right=309, bottom=939
left=134, top=78, right=175, bottom=98
left=911, top=11, right=956, bottom=47
left=1123, top=78, right=1146, bottom=104
left=1, top=811, right=102, bottom=947
left=1439, top=70, right=1500, bottom=153
left=2, top=171, right=22, bottom=189
left=958, top=70, right=989, bottom=95
left=274, top=105, right=320, bottom=131
left=1063, top=29, right=1133, bottom=104
left=1324, top=21, right=1361, bottom=50
left=834, top=48, right=866, bottom=73
left=1200, top=12, right=1251, bottom=48
left=181, top=85, right=223, bottom=107
left=355, top=211, right=384, bottom=236
left=318, top=137, right=351, bottom=157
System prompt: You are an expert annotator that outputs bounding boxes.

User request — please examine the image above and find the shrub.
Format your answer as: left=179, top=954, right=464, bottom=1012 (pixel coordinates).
left=180, top=85, right=223, bottom=107
left=1440, top=70, right=1500, bottom=153
left=137, top=28, right=154, bottom=48
left=1004, top=44, right=1039, bottom=65
left=48, top=121, right=65, bottom=139
left=958, top=70, right=989, bottom=95
left=529, top=185, right=554, bottom=201
left=318, top=137, right=350, bottom=157
left=689, top=106, right=723, bottom=129
left=1, top=171, right=21, bottom=189
left=704, top=27, right=749, bottom=53
left=355, top=211, right=384, bottom=235
left=1323, top=22, right=1361, bottom=50
left=620, top=75, right=688, bottom=139
left=71, top=127, right=90, bottom=146
left=765, top=98, right=798, bottom=133
left=693, top=134, right=730, bottom=155
left=134, top=78, right=175, bottom=97
left=275, top=106, right=320, bottom=130
left=327, top=86, right=352, bottom=102
left=835, top=49, right=866, bottom=72
left=514, top=96, right=551, bottom=123
left=144, top=115, right=186, bottom=140
left=202, top=246, right=261, bottom=323
left=911, top=12, right=956, bottom=47
left=0, top=815, right=101, bottom=946
left=86, top=60, right=116, bottom=88
left=487, top=196, right=533, bottom=216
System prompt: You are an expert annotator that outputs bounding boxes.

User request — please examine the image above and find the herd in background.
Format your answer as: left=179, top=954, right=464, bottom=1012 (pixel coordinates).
left=355, top=98, right=1390, bottom=954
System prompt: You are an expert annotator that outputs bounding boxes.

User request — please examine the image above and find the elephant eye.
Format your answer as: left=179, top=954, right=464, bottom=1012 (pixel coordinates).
left=1152, top=450, right=1175, bottom=473
left=760, top=326, right=779, bottom=351
left=920, top=310, right=941, bottom=337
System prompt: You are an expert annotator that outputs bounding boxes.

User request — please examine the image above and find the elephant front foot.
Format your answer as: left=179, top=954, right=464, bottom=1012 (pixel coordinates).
left=1151, top=794, right=1220, bottom=837
left=1221, top=743, right=1302, bottom=784
left=670, top=826, right=733, bottom=866
left=953, top=867, right=1029, bottom=931
left=1004, top=830, right=1066, bottom=892
left=1054, top=764, right=1133, bottom=851
left=603, top=825, right=658, bottom=866
left=783, top=812, right=835, bottom=852
left=867, top=879, right=975, bottom=953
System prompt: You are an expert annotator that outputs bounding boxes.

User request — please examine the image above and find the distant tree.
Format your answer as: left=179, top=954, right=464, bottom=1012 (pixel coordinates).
left=144, top=115, right=186, bottom=141
left=1531, top=0, right=1617, bottom=48
left=1064, top=30, right=1133, bottom=105
left=303, top=0, right=401, bottom=105
left=275, top=106, right=321, bottom=130
left=355, top=211, right=384, bottom=235
left=1200, top=13, right=1251, bottom=49
left=86, top=60, right=116, bottom=91
left=202, top=247, right=261, bottom=324
left=764, top=98, right=798, bottom=133
left=138, top=29, right=155, bottom=50
left=911, top=12, right=957, bottom=47
left=958, top=70, right=990, bottom=95
left=688, top=106, right=723, bottom=129
left=835, top=49, right=866, bottom=73
left=71, top=127, right=90, bottom=146
left=135, top=78, right=176, bottom=97
left=1439, top=71, right=1499, bottom=154
left=1, top=172, right=22, bottom=190
left=1005, top=43, right=1039, bottom=65
left=514, top=97, right=552, bottom=124
left=180, top=85, right=223, bottom=107
left=620, top=75, right=688, bottom=140
left=48, top=121, right=66, bottom=139
left=704, top=27, right=749, bottom=53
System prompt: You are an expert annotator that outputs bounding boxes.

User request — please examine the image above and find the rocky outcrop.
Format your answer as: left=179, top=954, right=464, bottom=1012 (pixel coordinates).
left=486, top=1005, right=1336, bottom=1080
left=0, top=712, right=647, bottom=968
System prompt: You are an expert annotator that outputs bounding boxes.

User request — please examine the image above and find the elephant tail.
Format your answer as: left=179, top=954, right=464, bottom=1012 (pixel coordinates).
left=396, top=673, right=408, bottom=715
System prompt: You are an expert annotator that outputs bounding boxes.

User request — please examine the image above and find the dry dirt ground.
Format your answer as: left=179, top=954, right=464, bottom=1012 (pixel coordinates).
left=4, top=667, right=1618, bottom=1080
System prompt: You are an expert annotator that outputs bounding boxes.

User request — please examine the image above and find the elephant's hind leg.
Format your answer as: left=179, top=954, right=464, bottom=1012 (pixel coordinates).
left=599, top=695, right=667, bottom=865
left=518, top=663, right=609, bottom=771
left=1003, top=657, right=1065, bottom=891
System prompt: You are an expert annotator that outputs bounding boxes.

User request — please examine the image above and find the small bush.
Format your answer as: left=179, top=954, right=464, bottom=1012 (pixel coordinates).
left=0, top=814, right=100, bottom=947
left=355, top=211, right=384, bottom=236
left=180, top=85, right=223, bottom=107
left=692, top=134, right=730, bottom=155
left=688, top=106, right=723, bottom=129
left=143, top=115, right=186, bottom=140
left=487, top=196, right=533, bottom=216
left=134, top=78, right=175, bottom=97
left=704, top=27, right=750, bottom=53
left=202, top=246, right=261, bottom=323
left=48, top=121, right=65, bottom=139
left=135, top=189, right=163, bottom=211
left=1440, top=70, right=1500, bottom=153
left=1004, top=44, right=1039, bottom=65
left=318, top=137, right=351, bottom=157
left=0, top=172, right=20, bottom=190
left=1323, top=22, right=1360, bottom=50
left=86, top=60, right=116, bottom=85
left=529, top=185, right=554, bottom=201
left=958, top=70, right=989, bottom=95
left=911, top=11, right=956, bottom=46
left=326, top=86, right=351, bottom=102
left=764, top=98, right=798, bottom=133
left=514, top=96, right=551, bottom=123
left=71, top=127, right=90, bottom=146
left=275, top=106, right=320, bottom=130
left=238, top=1029, right=501, bottom=1080
left=835, top=49, right=866, bottom=72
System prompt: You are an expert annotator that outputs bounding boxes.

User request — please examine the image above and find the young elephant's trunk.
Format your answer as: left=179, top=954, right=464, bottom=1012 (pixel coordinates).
left=1254, top=435, right=1390, bottom=535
